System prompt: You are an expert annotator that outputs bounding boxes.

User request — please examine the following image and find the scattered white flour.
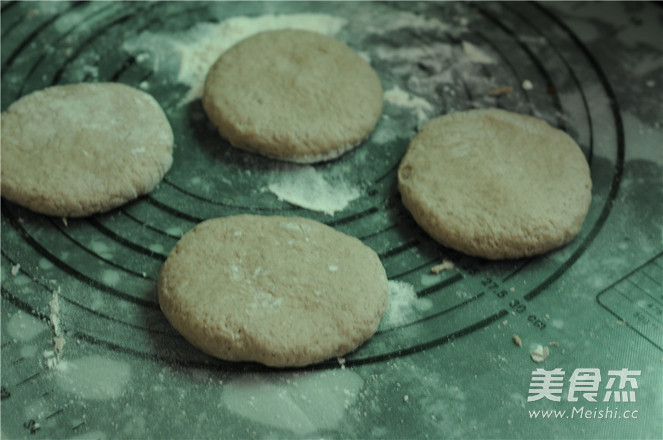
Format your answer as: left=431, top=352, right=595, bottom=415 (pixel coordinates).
left=123, top=13, right=347, bottom=105
left=375, top=36, right=503, bottom=123
left=49, top=288, right=62, bottom=338
left=222, top=369, right=363, bottom=435
left=45, top=287, right=65, bottom=369
left=381, top=280, right=433, bottom=327
left=375, top=43, right=453, bottom=65
left=522, top=79, right=534, bottom=90
left=101, top=269, right=121, bottom=286
left=148, top=243, right=165, bottom=254
left=550, top=319, right=565, bottom=329
left=89, top=240, right=113, bottom=259
left=52, top=3, right=91, bottom=33
left=384, top=86, right=435, bottom=127
left=461, top=41, right=495, bottom=64
left=420, top=272, right=442, bottom=287
left=373, top=42, right=454, bottom=111
left=6, top=310, right=49, bottom=342
left=38, top=258, right=54, bottom=270
left=55, top=355, right=131, bottom=400
left=268, top=166, right=360, bottom=215
left=366, top=9, right=455, bottom=35
left=165, top=226, right=185, bottom=237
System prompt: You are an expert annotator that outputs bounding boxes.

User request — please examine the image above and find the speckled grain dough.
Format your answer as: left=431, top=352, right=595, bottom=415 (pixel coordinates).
left=1, top=83, right=174, bottom=217
left=398, top=108, right=592, bottom=260
left=202, top=29, right=383, bottom=163
left=158, top=215, right=389, bottom=367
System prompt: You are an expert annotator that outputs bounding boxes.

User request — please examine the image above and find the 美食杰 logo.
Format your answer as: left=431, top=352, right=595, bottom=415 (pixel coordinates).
left=526, top=368, right=642, bottom=420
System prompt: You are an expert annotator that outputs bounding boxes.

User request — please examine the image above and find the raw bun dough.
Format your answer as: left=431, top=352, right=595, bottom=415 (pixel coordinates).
left=398, top=108, right=592, bottom=260
left=158, top=215, right=389, bottom=367
left=1, top=82, right=174, bottom=217
left=203, top=29, right=383, bottom=163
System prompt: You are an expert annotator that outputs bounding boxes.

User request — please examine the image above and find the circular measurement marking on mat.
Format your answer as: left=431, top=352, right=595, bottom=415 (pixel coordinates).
left=2, top=1, right=623, bottom=373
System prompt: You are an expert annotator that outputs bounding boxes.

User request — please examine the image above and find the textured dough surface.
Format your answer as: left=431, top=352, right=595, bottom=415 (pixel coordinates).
left=1, top=82, right=174, bottom=217
left=398, top=108, right=592, bottom=260
left=203, top=29, right=383, bottom=163
left=158, top=215, right=389, bottom=367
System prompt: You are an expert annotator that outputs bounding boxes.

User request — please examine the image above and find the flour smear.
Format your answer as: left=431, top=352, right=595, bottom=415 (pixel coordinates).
left=267, top=165, right=360, bottom=215
left=382, top=280, right=433, bottom=327
left=384, top=86, right=435, bottom=128
left=222, top=369, right=363, bottom=435
left=54, top=355, right=132, bottom=400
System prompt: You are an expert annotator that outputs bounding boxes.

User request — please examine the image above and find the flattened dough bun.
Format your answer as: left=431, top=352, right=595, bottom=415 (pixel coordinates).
left=202, top=29, right=383, bottom=163
left=1, top=82, right=174, bottom=217
left=398, top=108, right=592, bottom=260
left=158, top=215, right=389, bottom=367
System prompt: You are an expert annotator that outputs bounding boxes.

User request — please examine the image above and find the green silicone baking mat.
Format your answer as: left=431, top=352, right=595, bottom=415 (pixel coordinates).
left=1, top=2, right=661, bottom=439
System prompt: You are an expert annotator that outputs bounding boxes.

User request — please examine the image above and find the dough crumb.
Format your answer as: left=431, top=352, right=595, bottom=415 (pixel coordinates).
left=512, top=334, right=522, bottom=347
left=530, top=345, right=549, bottom=363
left=522, top=79, right=534, bottom=90
left=53, top=336, right=66, bottom=355
left=488, top=86, right=513, bottom=96
left=11, top=263, right=20, bottom=276
left=431, top=259, right=455, bottom=274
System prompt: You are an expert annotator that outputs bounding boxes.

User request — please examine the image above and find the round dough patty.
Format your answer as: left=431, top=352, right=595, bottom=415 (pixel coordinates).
left=1, top=82, right=174, bottom=217
left=202, top=29, right=383, bottom=163
left=398, top=109, right=592, bottom=260
left=158, top=215, right=389, bottom=367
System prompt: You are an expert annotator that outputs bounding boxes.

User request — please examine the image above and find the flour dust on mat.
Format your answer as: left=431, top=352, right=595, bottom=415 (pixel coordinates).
left=267, top=165, right=361, bottom=215
left=54, top=355, right=132, bottom=401
left=222, top=369, right=363, bottom=435
left=44, top=287, right=66, bottom=369
left=383, top=86, right=435, bottom=129
left=6, top=310, right=49, bottom=343
left=461, top=41, right=496, bottom=64
left=381, top=280, right=433, bottom=328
